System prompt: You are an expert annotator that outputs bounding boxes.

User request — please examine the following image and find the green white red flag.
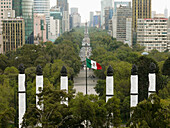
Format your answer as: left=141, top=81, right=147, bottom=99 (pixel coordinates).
left=86, top=58, right=102, bottom=70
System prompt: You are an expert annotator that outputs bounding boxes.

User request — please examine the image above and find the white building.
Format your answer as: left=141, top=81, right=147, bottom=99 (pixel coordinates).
left=112, top=15, right=117, bottom=38
left=49, top=17, right=60, bottom=41
left=137, top=17, right=168, bottom=52
left=62, top=11, right=70, bottom=32
left=125, top=18, right=132, bottom=47
left=164, top=8, right=168, bottom=18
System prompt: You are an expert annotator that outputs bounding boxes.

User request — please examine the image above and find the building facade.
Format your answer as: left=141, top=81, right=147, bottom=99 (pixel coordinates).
left=89, top=12, right=94, bottom=27
left=70, top=8, right=81, bottom=29
left=132, top=0, right=152, bottom=45
left=101, top=0, right=113, bottom=26
left=116, top=6, right=132, bottom=42
left=34, top=14, right=47, bottom=44
left=0, top=0, right=12, bottom=19
left=104, top=7, right=113, bottom=30
left=13, top=0, right=34, bottom=44
left=0, top=18, right=25, bottom=53
left=125, top=18, right=132, bottom=47
left=57, top=0, right=69, bottom=33
left=71, top=7, right=78, bottom=14
left=137, top=18, right=168, bottom=52
left=49, top=17, right=60, bottom=42
left=114, top=1, right=131, bottom=14
left=164, top=8, right=168, bottom=18
left=34, top=0, right=50, bottom=39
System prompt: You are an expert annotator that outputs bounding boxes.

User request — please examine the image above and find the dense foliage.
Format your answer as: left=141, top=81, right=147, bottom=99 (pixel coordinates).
left=88, top=28, right=170, bottom=123
left=0, top=28, right=83, bottom=127
left=0, top=27, right=169, bottom=127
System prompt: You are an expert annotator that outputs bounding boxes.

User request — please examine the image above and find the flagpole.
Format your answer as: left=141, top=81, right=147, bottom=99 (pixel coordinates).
left=86, top=58, right=87, bottom=95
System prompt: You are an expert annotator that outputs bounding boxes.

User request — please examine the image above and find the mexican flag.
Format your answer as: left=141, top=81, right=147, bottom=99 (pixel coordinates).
left=86, top=58, right=102, bottom=70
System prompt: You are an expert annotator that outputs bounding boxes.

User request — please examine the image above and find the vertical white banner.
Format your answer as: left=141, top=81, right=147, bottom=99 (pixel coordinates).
left=148, top=73, right=156, bottom=97
left=60, top=76, right=68, bottom=105
left=18, top=74, right=26, bottom=128
left=106, top=76, right=114, bottom=102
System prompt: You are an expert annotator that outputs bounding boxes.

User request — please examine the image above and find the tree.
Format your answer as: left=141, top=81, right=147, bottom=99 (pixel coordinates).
left=105, top=96, right=122, bottom=127
left=22, top=86, right=69, bottom=127
left=127, top=94, right=170, bottom=128
left=135, top=56, right=160, bottom=102
left=162, top=57, right=170, bottom=77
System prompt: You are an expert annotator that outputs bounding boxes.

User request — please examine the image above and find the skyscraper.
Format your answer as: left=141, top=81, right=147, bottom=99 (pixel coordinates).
left=57, top=0, right=68, bottom=11
left=89, top=12, right=94, bottom=27
left=101, top=0, right=113, bottom=26
left=164, top=8, right=168, bottom=18
left=132, top=0, right=151, bottom=45
left=57, top=0, right=69, bottom=33
left=13, top=0, right=34, bottom=44
left=34, top=0, right=50, bottom=39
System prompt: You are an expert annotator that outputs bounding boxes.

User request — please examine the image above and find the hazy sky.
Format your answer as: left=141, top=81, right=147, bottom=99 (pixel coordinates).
left=50, top=0, right=170, bottom=22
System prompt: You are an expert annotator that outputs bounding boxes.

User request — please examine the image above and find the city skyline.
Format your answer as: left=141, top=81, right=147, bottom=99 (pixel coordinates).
left=50, top=0, right=170, bottom=22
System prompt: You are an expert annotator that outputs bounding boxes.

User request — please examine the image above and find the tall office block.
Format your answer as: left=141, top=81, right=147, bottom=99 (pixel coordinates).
left=13, top=0, right=34, bottom=44
left=70, top=8, right=81, bottom=29
left=57, top=0, right=69, bottom=33
left=114, top=1, right=131, bottom=14
left=104, top=7, right=113, bottom=30
left=116, top=6, right=132, bottom=42
left=101, top=0, right=113, bottom=26
left=71, top=7, right=78, bottom=14
left=0, top=0, right=12, bottom=49
left=0, top=0, right=12, bottom=19
left=34, top=0, right=50, bottom=39
left=57, top=0, right=68, bottom=11
left=164, top=8, right=168, bottom=18
left=132, top=0, right=151, bottom=45
left=89, top=12, right=94, bottom=27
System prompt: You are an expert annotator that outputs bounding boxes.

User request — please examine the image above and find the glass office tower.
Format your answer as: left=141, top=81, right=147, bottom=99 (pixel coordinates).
left=13, top=0, right=34, bottom=44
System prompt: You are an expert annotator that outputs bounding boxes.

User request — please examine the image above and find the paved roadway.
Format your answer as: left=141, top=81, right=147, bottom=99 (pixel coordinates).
left=73, top=68, right=98, bottom=95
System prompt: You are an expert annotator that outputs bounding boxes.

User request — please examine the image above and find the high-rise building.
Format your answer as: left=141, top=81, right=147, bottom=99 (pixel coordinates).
left=50, top=6, right=62, bottom=35
left=125, top=18, right=132, bottom=47
left=116, top=6, right=132, bottom=42
left=114, top=1, right=131, bottom=14
left=57, top=0, right=69, bottom=33
left=104, top=7, right=113, bottom=30
left=89, top=12, right=94, bottom=27
left=13, top=0, right=34, bottom=44
left=34, top=0, right=50, bottom=39
left=137, top=17, right=168, bottom=52
left=101, top=0, right=113, bottom=26
left=132, top=0, right=152, bottom=45
left=0, top=18, right=25, bottom=53
left=49, top=17, right=60, bottom=42
left=70, top=12, right=81, bottom=29
left=57, top=0, right=68, bottom=11
left=152, top=11, right=156, bottom=18
left=0, top=0, right=12, bottom=43
left=164, top=8, right=168, bottom=18
left=34, top=14, right=47, bottom=45
left=71, top=8, right=78, bottom=14
left=0, top=0, right=12, bottom=19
